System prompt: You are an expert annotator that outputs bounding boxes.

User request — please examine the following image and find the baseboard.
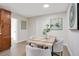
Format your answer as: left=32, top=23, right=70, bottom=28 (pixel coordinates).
left=16, top=40, right=27, bottom=44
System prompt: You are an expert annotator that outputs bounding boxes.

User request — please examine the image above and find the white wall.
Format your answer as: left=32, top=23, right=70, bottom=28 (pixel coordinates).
left=66, top=3, right=79, bottom=56
left=28, top=12, right=68, bottom=45
left=28, top=18, right=37, bottom=37
left=67, top=30, right=79, bottom=56
left=12, top=13, right=29, bottom=43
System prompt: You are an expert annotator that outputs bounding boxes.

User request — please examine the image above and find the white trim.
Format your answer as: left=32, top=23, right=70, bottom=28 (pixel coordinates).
left=16, top=39, right=26, bottom=43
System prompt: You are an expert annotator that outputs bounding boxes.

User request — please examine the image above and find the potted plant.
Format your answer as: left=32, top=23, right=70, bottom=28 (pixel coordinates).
left=42, top=24, right=53, bottom=39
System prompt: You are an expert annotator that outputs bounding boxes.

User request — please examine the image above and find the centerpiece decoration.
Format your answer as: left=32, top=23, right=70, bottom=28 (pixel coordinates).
left=42, top=24, right=53, bottom=39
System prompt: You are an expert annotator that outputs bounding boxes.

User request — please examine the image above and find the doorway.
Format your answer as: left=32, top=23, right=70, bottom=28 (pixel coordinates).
left=11, top=18, right=18, bottom=45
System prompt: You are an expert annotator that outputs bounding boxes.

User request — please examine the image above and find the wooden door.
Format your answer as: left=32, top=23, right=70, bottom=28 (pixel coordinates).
left=0, top=9, right=11, bottom=51
left=0, top=35, right=2, bottom=51
left=0, top=10, right=2, bottom=51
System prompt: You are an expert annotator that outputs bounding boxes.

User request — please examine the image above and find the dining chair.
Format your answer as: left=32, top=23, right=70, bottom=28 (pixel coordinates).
left=53, top=37, right=64, bottom=56
left=26, top=45, right=51, bottom=56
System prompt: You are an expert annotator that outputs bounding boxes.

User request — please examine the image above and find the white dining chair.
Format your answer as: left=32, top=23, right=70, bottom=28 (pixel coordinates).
left=26, top=45, right=51, bottom=56
left=53, top=37, right=64, bottom=56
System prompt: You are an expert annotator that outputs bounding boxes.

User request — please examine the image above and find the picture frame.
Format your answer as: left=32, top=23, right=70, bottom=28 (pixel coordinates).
left=50, top=17, right=63, bottom=30
left=69, top=3, right=76, bottom=29
left=21, top=20, right=27, bottom=30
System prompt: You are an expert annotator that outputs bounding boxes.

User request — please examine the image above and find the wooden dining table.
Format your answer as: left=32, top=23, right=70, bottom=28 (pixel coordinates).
left=26, top=37, right=56, bottom=56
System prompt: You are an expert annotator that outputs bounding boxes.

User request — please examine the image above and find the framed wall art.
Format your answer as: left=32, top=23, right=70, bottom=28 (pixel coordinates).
left=21, top=20, right=27, bottom=30
left=69, top=3, right=76, bottom=29
left=69, top=3, right=79, bottom=30
left=50, top=17, right=63, bottom=30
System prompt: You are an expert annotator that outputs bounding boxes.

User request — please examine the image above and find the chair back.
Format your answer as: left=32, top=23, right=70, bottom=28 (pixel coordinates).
left=53, top=37, right=64, bottom=52
left=26, top=45, right=51, bottom=56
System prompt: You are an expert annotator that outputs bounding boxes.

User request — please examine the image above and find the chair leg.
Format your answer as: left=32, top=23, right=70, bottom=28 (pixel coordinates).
left=61, top=51, right=63, bottom=56
left=51, top=45, right=53, bottom=56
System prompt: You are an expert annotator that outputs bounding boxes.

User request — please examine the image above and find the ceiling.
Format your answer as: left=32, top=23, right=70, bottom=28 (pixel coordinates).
left=0, top=3, right=69, bottom=17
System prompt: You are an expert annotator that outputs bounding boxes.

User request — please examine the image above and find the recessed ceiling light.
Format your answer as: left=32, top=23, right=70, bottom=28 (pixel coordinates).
left=43, top=4, right=50, bottom=8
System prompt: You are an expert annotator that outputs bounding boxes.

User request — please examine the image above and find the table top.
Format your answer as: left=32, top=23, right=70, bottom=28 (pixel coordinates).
left=27, top=37, right=56, bottom=47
